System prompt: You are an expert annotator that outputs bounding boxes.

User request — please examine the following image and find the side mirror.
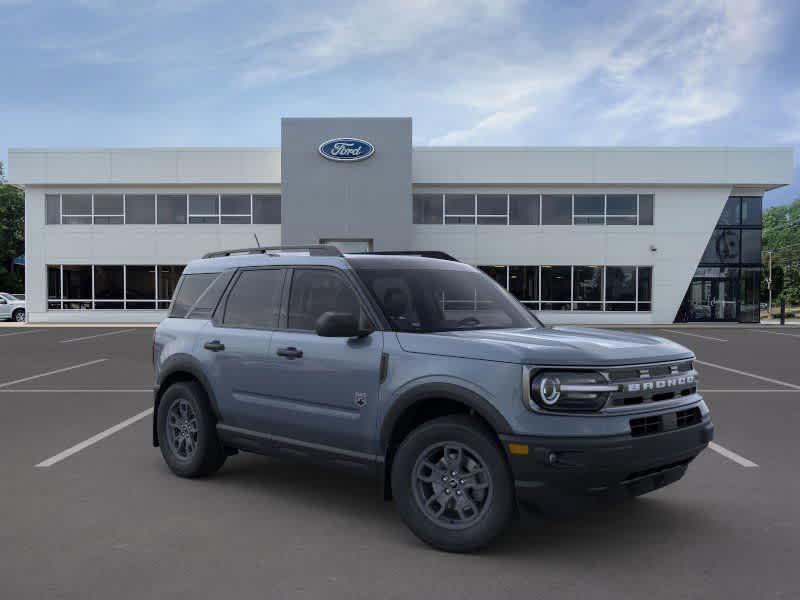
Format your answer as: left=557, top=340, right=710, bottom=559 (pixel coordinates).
left=315, top=311, right=373, bottom=338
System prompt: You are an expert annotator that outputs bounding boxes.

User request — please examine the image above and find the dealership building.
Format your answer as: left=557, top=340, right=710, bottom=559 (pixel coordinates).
left=8, top=117, right=794, bottom=325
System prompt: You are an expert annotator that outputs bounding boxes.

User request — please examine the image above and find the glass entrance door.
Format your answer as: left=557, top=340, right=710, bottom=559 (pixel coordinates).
left=684, top=277, right=738, bottom=321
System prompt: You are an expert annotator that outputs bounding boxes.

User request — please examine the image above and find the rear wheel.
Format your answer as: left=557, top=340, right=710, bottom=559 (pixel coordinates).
left=12, top=309, right=25, bottom=322
left=157, top=381, right=225, bottom=477
left=391, top=415, right=514, bottom=552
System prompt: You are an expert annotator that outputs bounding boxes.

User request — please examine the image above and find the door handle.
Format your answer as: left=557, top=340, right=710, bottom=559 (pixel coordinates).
left=276, top=346, right=303, bottom=359
left=203, top=340, right=226, bottom=352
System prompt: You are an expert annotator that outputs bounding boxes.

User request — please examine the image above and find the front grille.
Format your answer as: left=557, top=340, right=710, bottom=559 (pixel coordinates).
left=630, top=407, right=703, bottom=437
left=608, top=360, right=696, bottom=408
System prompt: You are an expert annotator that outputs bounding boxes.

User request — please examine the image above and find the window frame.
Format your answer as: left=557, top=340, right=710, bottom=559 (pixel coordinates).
left=214, top=267, right=285, bottom=330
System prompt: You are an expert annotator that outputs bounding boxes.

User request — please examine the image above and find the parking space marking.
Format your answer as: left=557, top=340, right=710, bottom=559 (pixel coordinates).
left=59, top=329, right=136, bottom=343
left=747, top=329, right=800, bottom=339
left=708, top=442, right=759, bottom=468
left=659, top=329, right=728, bottom=342
left=35, top=407, right=153, bottom=468
left=695, top=359, right=800, bottom=390
left=0, top=329, right=45, bottom=338
left=0, top=359, right=107, bottom=389
left=0, top=389, right=150, bottom=393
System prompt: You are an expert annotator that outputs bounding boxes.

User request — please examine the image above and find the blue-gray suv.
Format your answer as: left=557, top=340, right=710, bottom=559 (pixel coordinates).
left=152, top=246, right=713, bottom=552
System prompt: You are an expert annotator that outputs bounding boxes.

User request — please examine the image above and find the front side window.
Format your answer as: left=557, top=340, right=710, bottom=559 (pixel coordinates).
left=287, top=269, right=364, bottom=331
left=222, top=269, right=283, bottom=328
left=356, top=267, right=539, bottom=333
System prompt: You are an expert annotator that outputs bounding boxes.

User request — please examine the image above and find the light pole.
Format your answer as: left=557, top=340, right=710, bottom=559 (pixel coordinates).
left=767, top=250, right=773, bottom=319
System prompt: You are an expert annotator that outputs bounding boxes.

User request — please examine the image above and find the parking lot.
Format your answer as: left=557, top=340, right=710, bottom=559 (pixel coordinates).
left=1, top=324, right=798, bottom=599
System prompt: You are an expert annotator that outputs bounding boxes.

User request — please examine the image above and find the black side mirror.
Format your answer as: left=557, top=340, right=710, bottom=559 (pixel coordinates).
left=315, top=311, right=373, bottom=338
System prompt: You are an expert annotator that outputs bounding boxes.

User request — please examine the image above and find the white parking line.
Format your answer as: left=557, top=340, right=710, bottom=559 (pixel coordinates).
left=0, top=329, right=44, bottom=338
left=35, top=407, right=153, bottom=468
left=695, top=359, right=800, bottom=390
left=59, top=329, right=136, bottom=343
left=0, top=359, right=107, bottom=389
left=659, top=329, right=728, bottom=342
left=708, top=442, right=759, bottom=468
left=0, top=389, right=150, bottom=393
left=747, top=329, right=800, bottom=339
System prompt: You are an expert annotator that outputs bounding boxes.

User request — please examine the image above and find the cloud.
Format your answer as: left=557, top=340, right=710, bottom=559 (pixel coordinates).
left=429, top=107, right=536, bottom=145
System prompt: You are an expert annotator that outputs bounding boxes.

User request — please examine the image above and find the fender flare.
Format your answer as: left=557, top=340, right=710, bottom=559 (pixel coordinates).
left=379, top=382, right=512, bottom=454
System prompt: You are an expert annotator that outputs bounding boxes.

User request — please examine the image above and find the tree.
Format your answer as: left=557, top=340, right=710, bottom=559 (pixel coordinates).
left=0, top=161, right=25, bottom=293
left=762, top=197, right=800, bottom=306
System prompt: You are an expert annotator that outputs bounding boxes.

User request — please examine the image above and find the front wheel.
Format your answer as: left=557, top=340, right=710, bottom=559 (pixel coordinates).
left=12, top=309, right=25, bottom=322
left=391, top=415, right=514, bottom=552
left=157, top=381, right=226, bottom=477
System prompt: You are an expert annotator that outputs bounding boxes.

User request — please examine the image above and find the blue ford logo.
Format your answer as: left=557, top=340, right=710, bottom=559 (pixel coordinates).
left=318, top=138, right=375, bottom=162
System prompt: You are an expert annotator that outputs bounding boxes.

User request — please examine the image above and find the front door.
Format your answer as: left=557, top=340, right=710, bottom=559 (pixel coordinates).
left=262, top=267, right=384, bottom=460
left=685, top=278, right=738, bottom=321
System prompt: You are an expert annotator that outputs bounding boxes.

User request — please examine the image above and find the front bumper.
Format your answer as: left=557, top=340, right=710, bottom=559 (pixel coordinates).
left=500, top=415, right=713, bottom=507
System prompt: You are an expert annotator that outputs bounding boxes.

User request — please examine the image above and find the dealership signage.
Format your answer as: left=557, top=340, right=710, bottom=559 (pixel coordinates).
left=318, top=138, right=375, bottom=162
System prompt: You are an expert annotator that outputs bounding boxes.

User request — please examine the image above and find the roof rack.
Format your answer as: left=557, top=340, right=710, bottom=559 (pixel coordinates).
left=355, top=250, right=460, bottom=262
left=203, top=245, right=343, bottom=259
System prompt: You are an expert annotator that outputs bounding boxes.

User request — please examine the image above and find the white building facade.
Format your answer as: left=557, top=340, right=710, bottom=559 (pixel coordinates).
left=9, top=118, right=794, bottom=325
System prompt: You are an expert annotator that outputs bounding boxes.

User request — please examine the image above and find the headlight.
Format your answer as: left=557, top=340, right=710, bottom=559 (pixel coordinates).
left=529, top=370, right=618, bottom=412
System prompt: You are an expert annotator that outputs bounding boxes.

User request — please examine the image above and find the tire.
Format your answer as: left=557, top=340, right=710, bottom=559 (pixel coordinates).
left=12, top=309, right=25, bottom=322
left=157, top=380, right=226, bottom=478
left=391, top=415, right=514, bottom=552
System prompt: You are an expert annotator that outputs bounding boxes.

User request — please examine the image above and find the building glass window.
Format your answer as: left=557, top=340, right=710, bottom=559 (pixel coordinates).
left=573, top=266, right=602, bottom=310
left=740, top=229, right=761, bottom=264
left=253, top=194, right=281, bottom=224
left=478, top=266, right=507, bottom=287
left=413, top=194, right=443, bottom=224
left=637, top=266, right=652, bottom=312
left=638, top=194, right=654, bottom=225
left=444, top=194, right=475, bottom=224
left=93, top=265, right=124, bottom=310
left=509, top=266, right=539, bottom=308
left=157, top=194, right=187, bottom=224
left=476, top=194, right=507, bottom=224
left=741, top=196, right=762, bottom=226
left=221, top=194, right=251, bottom=224
left=125, top=194, right=156, bottom=224
left=739, top=267, right=760, bottom=323
left=47, top=265, right=62, bottom=309
left=717, top=197, right=741, bottom=226
left=93, top=194, right=124, bottom=224
left=158, top=265, right=185, bottom=309
left=125, top=265, right=156, bottom=309
left=541, top=195, right=572, bottom=225
left=606, top=195, right=637, bottom=225
left=46, top=194, right=61, bottom=225
left=605, top=266, right=635, bottom=311
left=189, top=194, right=220, bottom=223
left=509, top=194, right=540, bottom=225
left=62, top=194, right=92, bottom=224
left=541, top=265, right=571, bottom=310
left=62, top=265, right=92, bottom=309
left=573, top=195, right=604, bottom=225
left=702, top=229, right=741, bottom=263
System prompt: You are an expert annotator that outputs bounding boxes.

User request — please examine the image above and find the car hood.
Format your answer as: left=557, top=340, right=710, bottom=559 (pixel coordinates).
left=395, top=326, right=693, bottom=366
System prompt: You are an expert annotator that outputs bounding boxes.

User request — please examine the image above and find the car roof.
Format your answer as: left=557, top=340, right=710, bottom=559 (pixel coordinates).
left=182, top=252, right=473, bottom=275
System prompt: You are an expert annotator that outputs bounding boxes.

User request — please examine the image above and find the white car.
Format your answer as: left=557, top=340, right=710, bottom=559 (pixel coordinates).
left=0, top=293, right=26, bottom=322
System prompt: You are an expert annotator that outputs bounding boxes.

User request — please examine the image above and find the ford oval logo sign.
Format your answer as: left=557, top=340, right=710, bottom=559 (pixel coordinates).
left=318, top=138, right=375, bottom=162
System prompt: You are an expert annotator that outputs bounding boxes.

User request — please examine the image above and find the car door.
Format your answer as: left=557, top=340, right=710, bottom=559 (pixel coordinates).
left=263, top=267, right=384, bottom=461
left=0, top=296, right=10, bottom=319
left=199, top=267, right=286, bottom=433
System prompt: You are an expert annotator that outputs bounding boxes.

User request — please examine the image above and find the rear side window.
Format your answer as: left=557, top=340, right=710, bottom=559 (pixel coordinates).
left=287, top=269, right=363, bottom=331
left=222, top=269, right=284, bottom=329
left=170, top=273, right=219, bottom=318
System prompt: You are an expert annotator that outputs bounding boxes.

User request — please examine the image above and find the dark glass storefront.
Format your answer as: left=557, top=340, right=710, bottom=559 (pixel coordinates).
left=676, top=197, right=762, bottom=322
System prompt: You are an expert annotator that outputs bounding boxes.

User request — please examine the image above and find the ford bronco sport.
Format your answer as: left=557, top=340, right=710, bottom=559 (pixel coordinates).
left=153, top=245, right=713, bottom=552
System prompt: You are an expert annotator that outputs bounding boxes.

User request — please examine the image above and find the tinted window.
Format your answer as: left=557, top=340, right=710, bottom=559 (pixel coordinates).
left=573, top=266, right=602, bottom=301
left=62, top=194, right=92, bottom=224
left=63, top=265, right=92, bottom=299
left=221, top=194, right=250, bottom=224
left=573, top=195, right=604, bottom=225
left=740, top=229, right=761, bottom=263
left=444, top=194, right=475, bottom=224
left=606, top=266, right=635, bottom=301
left=638, top=194, right=654, bottom=225
left=288, top=270, right=362, bottom=331
left=741, top=196, right=762, bottom=226
left=189, top=194, right=219, bottom=223
left=253, top=194, right=281, bottom=224
left=93, top=194, right=124, bottom=224
left=413, top=194, right=443, bottom=224
left=158, top=266, right=185, bottom=300
left=46, top=194, right=60, bottom=224
left=541, top=195, right=571, bottom=225
left=157, top=194, right=187, bottom=224
left=126, top=266, right=155, bottom=299
left=477, top=194, right=507, bottom=224
left=509, top=194, right=539, bottom=225
left=94, top=266, right=123, bottom=299
left=222, top=269, right=283, bottom=328
left=509, top=266, right=538, bottom=303
left=638, top=266, right=652, bottom=303
left=125, top=194, right=156, bottom=224
left=478, top=265, right=506, bottom=287
left=717, top=197, right=740, bottom=226
left=541, top=266, right=571, bottom=307
left=702, top=229, right=740, bottom=263
left=171, top=273, right=218, bottom=318
left=47, top=265, right=61, bottom=299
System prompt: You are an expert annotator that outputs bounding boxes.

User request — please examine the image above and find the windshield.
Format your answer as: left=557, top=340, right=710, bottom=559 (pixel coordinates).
left=356, top=267, right=541, bottom=333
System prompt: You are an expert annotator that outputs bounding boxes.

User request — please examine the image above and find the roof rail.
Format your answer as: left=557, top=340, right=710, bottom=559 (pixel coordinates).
left=202, top=245, right=343, bottom=259
left=356, top=250, right=460, bottom=262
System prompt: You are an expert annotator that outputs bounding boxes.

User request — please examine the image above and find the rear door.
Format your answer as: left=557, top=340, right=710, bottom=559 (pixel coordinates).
left=263, top=267, right=384, bottom=460
left=199, top=267, right=286, bottom=432
left=0, top=295, right=10, bottom=319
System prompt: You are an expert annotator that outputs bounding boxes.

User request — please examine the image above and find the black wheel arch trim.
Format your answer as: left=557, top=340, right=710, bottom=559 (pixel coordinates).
left=153, top=354, right=221, bottom=446
left=379, top=382, right=512, bottom=453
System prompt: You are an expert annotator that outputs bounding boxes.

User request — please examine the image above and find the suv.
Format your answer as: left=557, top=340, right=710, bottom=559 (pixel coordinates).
left=0, top=293, right=26, bottom=322
left=152, top=246, right=713, bottom=552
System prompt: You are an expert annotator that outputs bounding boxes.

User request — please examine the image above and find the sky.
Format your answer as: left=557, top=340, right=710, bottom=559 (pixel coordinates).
left=1, top=0, right=798, bottom=207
